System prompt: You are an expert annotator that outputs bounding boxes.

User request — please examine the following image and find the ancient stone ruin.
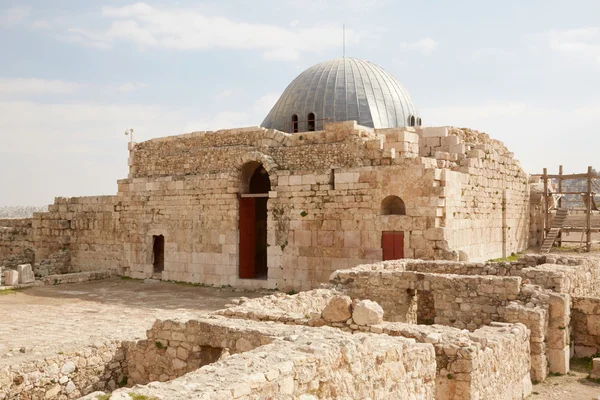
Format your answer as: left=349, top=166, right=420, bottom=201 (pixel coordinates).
left=1, top=57, right=599, bottom=399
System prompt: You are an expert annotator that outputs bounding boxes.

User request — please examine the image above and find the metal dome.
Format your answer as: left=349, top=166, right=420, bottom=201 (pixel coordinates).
left=261, top=57, right=420, bottom=133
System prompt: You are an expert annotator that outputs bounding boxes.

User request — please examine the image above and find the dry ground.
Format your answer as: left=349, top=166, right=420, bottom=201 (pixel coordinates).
left=0, top=278, right=263, bottom=366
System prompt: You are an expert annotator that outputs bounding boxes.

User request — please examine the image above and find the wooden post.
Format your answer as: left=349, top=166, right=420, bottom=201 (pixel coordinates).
left=543, top=168, right=549, bottom=244
left=558, top=165, right=563, bottom=247
left=587, top=166, right=593, bottom=252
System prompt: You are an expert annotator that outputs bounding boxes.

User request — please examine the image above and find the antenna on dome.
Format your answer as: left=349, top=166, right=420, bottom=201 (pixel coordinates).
left=343, top=24, right=345, bottom=58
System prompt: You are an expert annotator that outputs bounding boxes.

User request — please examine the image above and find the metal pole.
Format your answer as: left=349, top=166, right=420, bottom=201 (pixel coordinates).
left=587, top=166, right=593, bottom=252
left=558, top=165, right=563, bottom=247
left=543, top=168, right=548, bottom=245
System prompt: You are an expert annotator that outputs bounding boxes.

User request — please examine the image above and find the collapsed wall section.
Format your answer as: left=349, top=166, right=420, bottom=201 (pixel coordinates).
left=413, top=127, right=529, bottom=261
left=218, top=289, right=532, bottom=400
left=0, top=218, right=34, bottom=271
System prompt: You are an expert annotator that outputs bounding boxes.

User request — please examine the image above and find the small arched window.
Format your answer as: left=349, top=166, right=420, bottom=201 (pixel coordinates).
left=307, top=112, right=316, bottom=131
left=291, top=114, right=299, bottom=133
left=408, top=115, right=416, bottom=127
left=381, top=195, right=406, bottom=216
left=417, top=117, right=422, bottom=126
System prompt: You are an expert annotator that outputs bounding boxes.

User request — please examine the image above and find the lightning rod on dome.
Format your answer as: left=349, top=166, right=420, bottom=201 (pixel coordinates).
left=343, top=24, right=345, bottom=58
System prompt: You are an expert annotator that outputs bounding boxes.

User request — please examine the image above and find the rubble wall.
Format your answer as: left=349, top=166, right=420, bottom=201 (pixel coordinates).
left=0, top=218, right=34, bottom=269
left=571, top=296, right=600, bottom=357
left=218, top=290, right=532, bottom=400
left=0, top=339, right=128, bottom=400
left=115, top=316, right=437, bottom=400
left=31, top=196, right=121, bottom=276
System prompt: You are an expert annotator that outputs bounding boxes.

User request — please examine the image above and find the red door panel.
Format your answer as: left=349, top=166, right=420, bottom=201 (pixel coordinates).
left=239, top=198, right=256, bottom=279
left=394, top=233, right=404, bottom=259
left=382, top=231, right=404, bottom=261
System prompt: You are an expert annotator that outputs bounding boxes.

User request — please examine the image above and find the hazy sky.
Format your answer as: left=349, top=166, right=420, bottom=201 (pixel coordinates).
left=1, top=0, right=599, bottom=206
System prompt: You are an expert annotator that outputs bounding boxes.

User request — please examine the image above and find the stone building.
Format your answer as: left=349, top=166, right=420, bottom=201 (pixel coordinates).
left=0, top=57, right=530, bottom=291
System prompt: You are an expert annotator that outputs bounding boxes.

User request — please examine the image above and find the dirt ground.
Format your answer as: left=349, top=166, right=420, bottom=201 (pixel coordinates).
left=530, top=360, right=600, bottom=399
left=0, top=278, right=263, bottom=366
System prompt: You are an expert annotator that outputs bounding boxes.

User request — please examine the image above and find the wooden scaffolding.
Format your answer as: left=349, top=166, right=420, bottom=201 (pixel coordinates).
left=537, top=165, right=599, bottom=253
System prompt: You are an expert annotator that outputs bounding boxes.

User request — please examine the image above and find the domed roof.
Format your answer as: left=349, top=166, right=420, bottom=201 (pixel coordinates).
left=261, top=57, right=420, bottom=133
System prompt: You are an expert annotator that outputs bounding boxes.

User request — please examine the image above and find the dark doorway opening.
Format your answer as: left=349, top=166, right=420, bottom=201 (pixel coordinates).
left=416, top=290, right=435, bottom=325
left=153, top=235, right=165, bottom=273
left=307, top=112, right=316, bottom=131
left=382, top=231, right=404, bottom=261
left=239, top=164, right=270, bottom=280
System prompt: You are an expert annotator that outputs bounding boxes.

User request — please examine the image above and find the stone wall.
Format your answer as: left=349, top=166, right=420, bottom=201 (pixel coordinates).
left=218, top=290, right=532, bottom=400
left=571, top=296, right=600, bottom=357
left=329, top=260, right=572, bottom=382
left=418, top=127, right=530, bottom=262
left=0, top=122, right=530, bottom=290
left=0, top=339, right=128, bottom=400
left=0, top=218, right=34, bottom=270
left=109, top=316, right=436, bottom=400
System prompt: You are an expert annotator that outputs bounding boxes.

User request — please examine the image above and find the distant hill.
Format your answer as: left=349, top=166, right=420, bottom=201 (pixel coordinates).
left=0, top=206, right=48, bottom=219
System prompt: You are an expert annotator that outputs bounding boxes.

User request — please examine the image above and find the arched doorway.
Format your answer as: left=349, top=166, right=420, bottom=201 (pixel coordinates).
left=239, top=162, right=270, bottom=279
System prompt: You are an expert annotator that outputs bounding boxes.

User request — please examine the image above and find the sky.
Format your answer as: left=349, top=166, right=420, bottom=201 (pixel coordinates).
left=1, top=0, right=600, bottom=206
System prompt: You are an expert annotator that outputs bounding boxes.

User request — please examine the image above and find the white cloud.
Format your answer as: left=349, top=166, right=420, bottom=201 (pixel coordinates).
left=399, top=38, right=437, bottom=55
left=546, top=27, right=600, bottom=64
left=0, top=78, right=150, bottom=96
left=114, top=82, right=149, bottom=93
left=0, top=91, right=279, bottom=205
left=0, top=78, right=82, bottom=95
left=64, top=2, right=364, bottom=61
left=471, top=48, right=514, bottom=61
left=214, top=89, right=234, bottom=101
left=0, top=6, right=31, bottom=27
left=31, top=19, right=51, bottom=30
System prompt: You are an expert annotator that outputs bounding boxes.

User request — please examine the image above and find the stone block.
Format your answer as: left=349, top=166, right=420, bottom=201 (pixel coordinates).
left=547, top=347, right=569, bottom=375
left=591, top=358, right=600, bottom=379
left=4, top=270, right=18, bottom=286
left=421, top=127, right=448, bottom=137
left=17, top=264, right=34, bottom=284
left=352, top=299, right=384, bottom=326
left=322, top=295, right=352, bottom=323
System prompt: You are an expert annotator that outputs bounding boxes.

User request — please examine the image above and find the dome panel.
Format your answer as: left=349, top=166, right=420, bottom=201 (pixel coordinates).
left=261, top=57, right=419, bottom=132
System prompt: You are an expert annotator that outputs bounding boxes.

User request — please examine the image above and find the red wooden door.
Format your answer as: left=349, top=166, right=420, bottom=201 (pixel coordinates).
left=382, top=232, right=404, bottom=261
left=239, top=197, right=256, bottom=279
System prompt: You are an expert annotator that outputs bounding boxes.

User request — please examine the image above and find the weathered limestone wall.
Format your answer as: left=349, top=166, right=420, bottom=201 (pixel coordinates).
left=330, top=260, right=572, bottom=382
left=218, top=290, right=532, bottom=400
left=330, top=263, right=523, bottom=329
left=116, top=316, right=437, bottom=400
left=0, top=339, right=128, bottom=400
left=422, top=127, right=530, bottom=262
left=32, top=196, right=122, bottom=275
left=0, top=122, right=530, bottom=290
left=571, top=296, right=600, bottom=357
left=0, top=218, right=34, bottom=269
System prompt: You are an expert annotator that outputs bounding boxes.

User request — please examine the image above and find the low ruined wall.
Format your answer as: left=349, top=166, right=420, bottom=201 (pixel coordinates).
left=330, top=264, right=522, bottom=330
left=125, top=318, right=274, bottom=384
left=111, top=317, right=437, bottom=400
left=0, top=218, right=34, bottom=270
left=0, top=339, right=128, bottom=400
left=571, top=296, right=600, bottom=357
left=219, top=290, right=531, bottom=400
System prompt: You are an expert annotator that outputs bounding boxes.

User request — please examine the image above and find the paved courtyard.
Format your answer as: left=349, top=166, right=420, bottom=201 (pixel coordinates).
left=0, top=278, right=262, bottom=366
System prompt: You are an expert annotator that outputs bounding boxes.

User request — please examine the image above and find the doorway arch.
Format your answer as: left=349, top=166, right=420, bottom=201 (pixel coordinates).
left=239, top=162, right=270, bottom=280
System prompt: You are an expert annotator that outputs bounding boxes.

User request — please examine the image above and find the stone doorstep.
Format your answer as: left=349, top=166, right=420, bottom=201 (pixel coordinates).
left=0, top=281, right=43, bottom=290
left=0, top=271, right=116, bottom=290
